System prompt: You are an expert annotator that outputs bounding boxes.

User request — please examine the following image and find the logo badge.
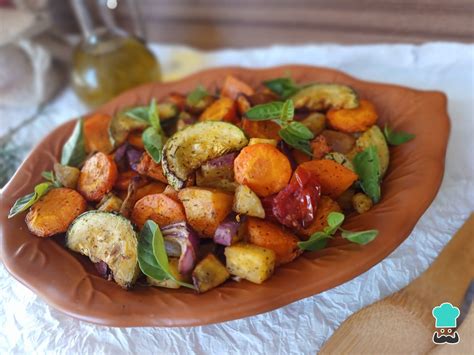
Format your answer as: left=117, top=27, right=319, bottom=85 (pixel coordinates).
left=432, top=302, right=460, bottom=345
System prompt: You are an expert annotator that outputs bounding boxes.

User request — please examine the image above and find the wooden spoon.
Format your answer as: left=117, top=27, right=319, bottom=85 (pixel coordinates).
left=320, top=214, right=474, bottom=354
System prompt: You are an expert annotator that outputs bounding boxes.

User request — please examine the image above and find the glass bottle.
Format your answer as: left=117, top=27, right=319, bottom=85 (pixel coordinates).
left=70, top=0, right=161, bottom=107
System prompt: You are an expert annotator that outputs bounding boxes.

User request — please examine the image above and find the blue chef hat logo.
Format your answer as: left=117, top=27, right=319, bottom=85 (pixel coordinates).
left=432, top=302, right=460, bottom=328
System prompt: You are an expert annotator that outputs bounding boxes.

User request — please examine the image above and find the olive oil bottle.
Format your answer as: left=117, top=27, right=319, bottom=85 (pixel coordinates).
left=71, top=0, right=161, bottom=107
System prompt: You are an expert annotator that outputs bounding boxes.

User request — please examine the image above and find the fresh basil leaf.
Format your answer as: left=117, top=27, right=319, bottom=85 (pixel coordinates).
left=341, top=229, right=378, bottom=245
left=142, top=127, right=163, bottom=163
left=298, top=232, right=330, bottom=251
left=353, top=146, right=381, bottom=203
left=384, top=124, right=415, bottom=146
left=41, top=171, right=61, bottom=188
left=263, top=77, right=300, bottom=99
left=123, top=106, right=150, bottom=122
left=279, top=126, right=313, bottom=157
left=148, top=99, right=162, bottom=134
left=280, top=99, right=294, bottom=124
left=186, top=85, right=208, bottom=106
left=286, top=121, right=314, bottom=140
left=324, top=212, right=345, bottom=235
left=246, top=102, right=284, bottom=120
left=61, top=118, right=86, bottom=167
left=8, top=182, right=52, bottom=218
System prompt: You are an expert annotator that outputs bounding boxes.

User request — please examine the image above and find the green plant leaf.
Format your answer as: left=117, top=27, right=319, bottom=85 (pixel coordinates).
left=353, top=146, right=381, bottom=203
left=324, top=212, right=345, bottom=235
left=280, top=99, right=295, bottom=125
left=297, top=232, right=330, bottom=251
left=384, top=124, right=415, bottom=146
left=246, top=102, right=284, bottom=120
left=263, top=77, right=300, bottom=99
left=279, top=123, right=313, bottom=156
left=123, top=106, right=150, bottom=122
left=61, top=118, right=86, bottom=167
left=186, top=85, right=208, bottom=106
left=41, top=171, right=61, bottom=187
left=148, top=99, right=163, bottom=133
left=138, top=220, right=195, bottom=289
left=8, top=182, right=52, bottom=218
left=285, top=121, right=314, bottom=140
left=142, top=127, right=163, bottom=163
left=341, top=229, right=378, bottom=245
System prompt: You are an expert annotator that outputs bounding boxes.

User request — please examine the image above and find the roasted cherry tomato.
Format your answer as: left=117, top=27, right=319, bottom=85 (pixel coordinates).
left=267, top=167, right=322, bottom=229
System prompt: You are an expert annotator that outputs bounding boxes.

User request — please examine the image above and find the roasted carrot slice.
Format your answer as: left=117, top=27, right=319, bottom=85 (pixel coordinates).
left=127, top=131, right=145, bottom=149
left=327, top=99, right=378, bottom=133
left=221, top=75, right=254, bottom=100
left=296, top=160, right=358, bottom=198
left=135, top=152, right=168, bottom=183
left=77, top=152, right=118, bottom=201
left=234, top=143, right=292, bottom=197
left=247, top=217, right=301, bottom=265
left=131, top=193, right=186, bottom=229
left=135, top=182, right=167, bottom=201
left=298, top=196, right=341, bottom=238
left=199, top=97, right=237, bottom=123
left=241, top=119, right=281, bottom=140
left=114, top=170, right=145, bottom=191
left=83, top=113, right=114, bottom=153
left=25, top=188, right=87, bottom=237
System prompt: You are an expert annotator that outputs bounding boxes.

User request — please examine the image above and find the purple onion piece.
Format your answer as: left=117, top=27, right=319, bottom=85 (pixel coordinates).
left=126, top=147, right=143, bottom=171
left=161, top=222, right=200, bottom=274
left=114, top=143, right=130, bottom=171
left=203, top=152, right=238, bottom=169
left=94, top=261, right=113, bottom=281
left=277, top=140, right=298, bottom=170
left=213, top=213, right=247, bottom=246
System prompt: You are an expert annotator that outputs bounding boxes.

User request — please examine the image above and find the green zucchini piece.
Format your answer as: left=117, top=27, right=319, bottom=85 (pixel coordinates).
left=66, top=211, right=139, bottom=289
left=162, top=121, right=248, bottom=190
left=353, top=125, right=390, bottom=177
left=109, top=111, right=149, bottom=147
left=291, top=83, right=359, bottom=111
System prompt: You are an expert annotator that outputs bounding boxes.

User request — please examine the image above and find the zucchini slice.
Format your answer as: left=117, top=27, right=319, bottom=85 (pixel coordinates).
left=162, top=121, right=248, bottom=189
left=291, top=83, right=359, bottom=111
left=109, top=111, right=149, bottom=147
left=66, top=211, right=139, bottom=289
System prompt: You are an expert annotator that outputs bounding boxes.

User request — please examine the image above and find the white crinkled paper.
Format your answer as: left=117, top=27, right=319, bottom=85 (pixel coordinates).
left=1, top=43, right=473, bottom=354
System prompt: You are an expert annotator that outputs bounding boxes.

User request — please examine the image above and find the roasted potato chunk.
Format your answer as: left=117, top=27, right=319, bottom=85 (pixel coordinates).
left=192, top=254, right=230, bottom=292
left=233, top=185, right=265, bottom=218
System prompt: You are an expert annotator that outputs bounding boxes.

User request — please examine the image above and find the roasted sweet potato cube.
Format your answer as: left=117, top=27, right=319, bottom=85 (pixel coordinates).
left=192, top=254, right=230, bottom=293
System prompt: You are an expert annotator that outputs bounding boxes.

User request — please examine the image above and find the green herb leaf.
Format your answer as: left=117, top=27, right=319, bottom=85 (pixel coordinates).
left=341, top=229, right=378, bottom=245
left=263, top=77, right=300, bottom=99
left=8, top=182, right=52, bottom=218
left=384, top=124, right=415, bottom=146
left=41, top=171, right=61, bottom=188
left=142, top=127, right=163, bottom=163
left=353, top=146, right=381, bottom=203
left=279, top=122, right=314, bottom=156
left=123, top=106, right=150, bottom=122
left=297, top=232, right=330, bottom=251
left=280, top=99, right=294, bottom=125
left=61, top=118, right=86, bottom=167
left=148, top=99, right=162, bottom=134
left=246, top=102, right=284, bottom=120
left=324, top=212, right=345, bottom=235
left=138, top=220, right=195, bottom=289
left=186, top=85, right=208, bottom=106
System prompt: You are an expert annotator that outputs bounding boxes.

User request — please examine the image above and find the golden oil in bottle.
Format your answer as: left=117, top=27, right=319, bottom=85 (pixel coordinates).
left=72, top=32, right=161, bottom=107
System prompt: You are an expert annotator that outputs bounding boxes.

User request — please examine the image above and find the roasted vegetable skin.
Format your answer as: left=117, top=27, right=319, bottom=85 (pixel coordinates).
left=291, top=83, right=359, bottom=111
left=66, top=211, right=139, bottom=289
left=162, top=121, right=248, bottom=189
left=192, top=254, right=230, bottom=292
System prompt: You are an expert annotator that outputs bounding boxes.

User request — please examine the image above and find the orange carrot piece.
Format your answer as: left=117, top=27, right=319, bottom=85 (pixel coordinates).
left=77, top=152, right=118, bottom=201
left=293, top=149, right=311, bottom=165
left=236, top=94, right=251, bottom=115
left=199, top=97, right=237, bottom=123
left=83, top=113, right=114, bottom=153
left=241, top=119, right=281, bottom=140
left=221, top=75, right=255, bottom=100
left=247, top=217, right=301, bottom=265
left=135, top=152, right=168, bottom=183
left=25, top=188, right=87, bottom=237
left=327, top=99, right=378, bottom=133
left=299, top=196, right=341, bottom=238
left=296, top=160, right=358, bottom=199
left=114, top=170, right=143, bottom=191
left=127, top=131, right=145, bottom=149
left=310, top=135, right=331, bottom=159
left=131, top=193, right=186, bottom=229
left=134, top=182, right=167, bottom=201
left=234, top=143, right=292, bottom=197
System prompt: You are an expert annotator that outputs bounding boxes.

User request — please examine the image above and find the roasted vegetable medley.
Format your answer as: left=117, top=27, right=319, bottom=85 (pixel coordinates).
left=9, top=75, right=415, bottom=292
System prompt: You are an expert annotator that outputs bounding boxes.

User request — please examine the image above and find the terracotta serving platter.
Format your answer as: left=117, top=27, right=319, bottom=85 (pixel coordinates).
left=0, top=66, right=450, bottom=327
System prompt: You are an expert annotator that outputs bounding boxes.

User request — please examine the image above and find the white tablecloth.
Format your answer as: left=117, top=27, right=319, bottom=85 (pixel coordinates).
left=1, top=42, right=473, bottom=354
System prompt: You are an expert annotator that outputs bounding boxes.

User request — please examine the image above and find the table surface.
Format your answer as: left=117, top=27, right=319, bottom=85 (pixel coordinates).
left=1, top=42, right=473, bottom=354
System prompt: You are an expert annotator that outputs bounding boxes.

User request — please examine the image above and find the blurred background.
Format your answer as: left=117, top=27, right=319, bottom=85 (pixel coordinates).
left=0, top=0, right=473, bottom=187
